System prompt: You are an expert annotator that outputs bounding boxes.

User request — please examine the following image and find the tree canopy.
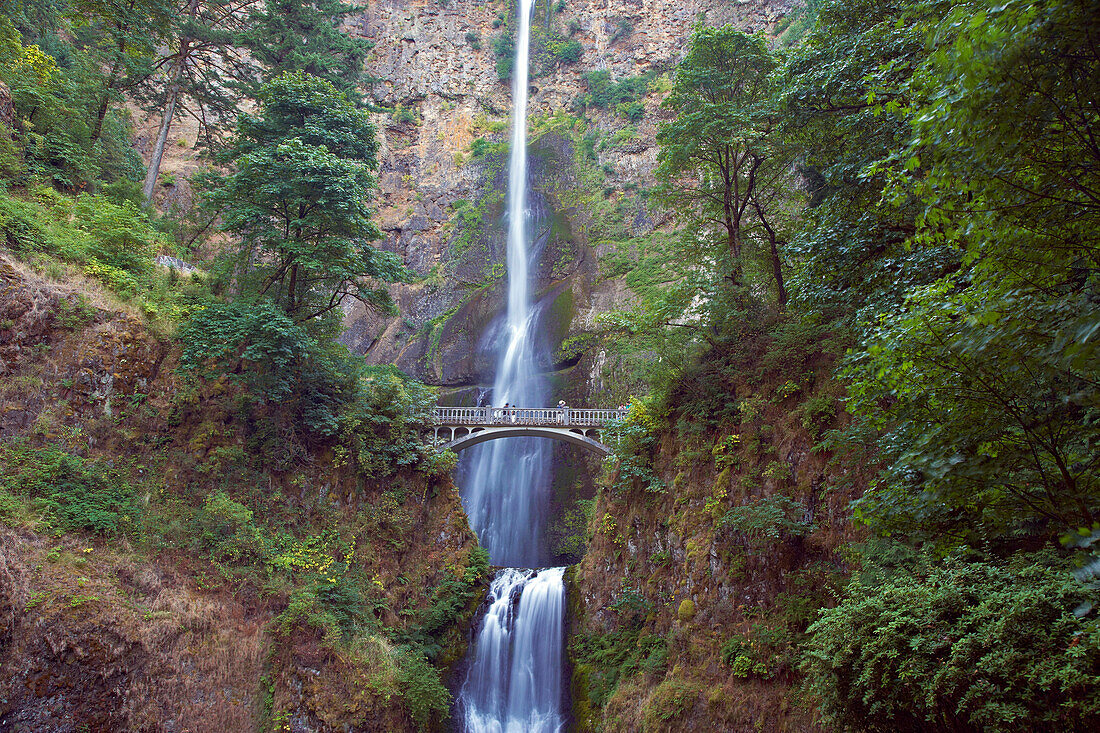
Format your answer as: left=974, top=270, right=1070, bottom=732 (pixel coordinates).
left=205, top=71, right=405, bottom=325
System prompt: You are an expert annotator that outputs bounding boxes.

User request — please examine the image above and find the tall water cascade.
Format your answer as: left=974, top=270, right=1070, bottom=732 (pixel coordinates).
left=456, top=0, right=567, bottom=730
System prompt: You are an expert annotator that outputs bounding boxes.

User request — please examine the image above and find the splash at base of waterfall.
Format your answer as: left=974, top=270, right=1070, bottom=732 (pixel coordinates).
left=458, top=567, right=566, bottom=733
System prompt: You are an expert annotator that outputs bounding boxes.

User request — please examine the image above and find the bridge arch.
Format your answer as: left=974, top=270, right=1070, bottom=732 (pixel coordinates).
left=441, top=426, right=611, bottom=456
left=431, top=406, right=623, bottom=457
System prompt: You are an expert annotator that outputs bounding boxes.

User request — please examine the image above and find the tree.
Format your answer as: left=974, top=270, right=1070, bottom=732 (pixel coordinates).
left=205, top=71, right=406, bottom=325
left=838, top=0, right=1100, bottom=543
left=781, top=0, right=958, bottom=321
left=70, top=0, right=173, bottom=144
left=0, top=13, right=143, bottom=189
left=654, top=26, right=784, bottom=295
left=138, top=0, right=259, bottom=202
left=238, top=0, right=374, bottom=104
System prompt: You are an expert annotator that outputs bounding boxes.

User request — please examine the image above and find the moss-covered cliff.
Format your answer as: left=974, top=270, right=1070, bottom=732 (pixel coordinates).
left=338, top=0, right=804, bottom=399
left=567, top=319, right=867, bottom=731
left=0, top=255, right=485, bottom=731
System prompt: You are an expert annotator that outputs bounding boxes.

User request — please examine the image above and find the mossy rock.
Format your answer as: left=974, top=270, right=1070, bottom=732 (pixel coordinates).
left=677, top=598, right=696, bottom=622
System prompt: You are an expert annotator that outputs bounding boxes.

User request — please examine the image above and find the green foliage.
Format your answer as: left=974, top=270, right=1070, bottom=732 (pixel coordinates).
left=845, top=278, right=1099, bottom=543
left=775, top=0, right=820, bottom=48
left=180, top=304, right=442, bottom=477
left=193, top=491, right=265, bottom=564
left=179, top=299, right=324, bottom=404
left=446, top=190, right=504, bottom=261
left=640, top=678, right=700, bottom=730
left=204, top=72, right=406, bottom=325
left=551, top=38, right=582, bottom=63
left=615, top=101, right=644, bottom=122
left=721, top=495, right=813, bottom=543
left=338, top=365, right=449, bottom=478
left=397, top=547, right=489, bottom=659
left=576, top=70, right=651, bottom=110
left=804, top=553, right=1100, bottom=732
left=609, top=582, right=653, bottom=627
left=72, top=195, right=157, bottom=274
left=798, top=0, right=1100, bottom=546
left=0, top=15, right=144, bottom=189
left=720, top=632, right=771, bottom=678
left=572, top=630, right=668, bottom=711
left=390, top=104, right=420, bottom=126
left=275, top=579, right=364, bottom=649
left=396, top=647, right=451, bottom=728
left=603, top=399, right=665, bottom=494
left=239, top=0, right=374, bottom=104
left=655, top=24, right=791, bottom=297
left=608, top=18, right=632, bottom=44
left=492, top=28, right=515, bottom=80
left=0, top=443, right=140, bottom=534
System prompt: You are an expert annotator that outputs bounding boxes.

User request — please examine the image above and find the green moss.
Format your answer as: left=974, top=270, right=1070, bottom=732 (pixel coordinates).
left=554, top=332, right=598, bottom=365
left=677, top=598, right=696, bottom=622
left=640, top=678, right=702, bottom=731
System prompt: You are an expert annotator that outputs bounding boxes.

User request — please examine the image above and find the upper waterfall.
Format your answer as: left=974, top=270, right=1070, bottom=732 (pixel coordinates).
left=457, top=0, right=551, bottom=568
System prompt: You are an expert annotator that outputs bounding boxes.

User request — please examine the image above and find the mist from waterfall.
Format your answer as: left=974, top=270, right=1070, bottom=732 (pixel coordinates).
left=456, top=1, right=566, bottom=731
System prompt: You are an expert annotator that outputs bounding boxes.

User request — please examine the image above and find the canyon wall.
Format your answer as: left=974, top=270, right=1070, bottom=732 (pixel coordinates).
left=340, top=0, right=801, bottom=402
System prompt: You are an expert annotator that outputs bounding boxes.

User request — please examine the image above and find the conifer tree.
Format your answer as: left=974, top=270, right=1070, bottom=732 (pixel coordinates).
left=238, top=0, right=375, bottom=105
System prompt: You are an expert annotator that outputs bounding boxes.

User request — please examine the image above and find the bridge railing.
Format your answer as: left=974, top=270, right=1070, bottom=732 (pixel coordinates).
left=432, top=406, right=625, bottom=427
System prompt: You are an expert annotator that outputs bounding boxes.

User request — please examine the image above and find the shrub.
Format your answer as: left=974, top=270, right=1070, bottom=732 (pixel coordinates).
left=194, top=491, right=265, bottom=564
left=0, top=444, right=140, bottom=534
left=0, top=190, right=47, bottom=252
left=609, top=18, right=632, bottom=43
left=720, top=495, right=813, bottom=543
left=603, top=398, right=665, bottom=494
left=391, top=104, right=420, bottom=126
left=641, top=678, right=700, bottom=731
left=552, top=39, right=583, bottom=64
left=803, top=554, right=1100, bottom=732
left=616, top=100, right=644, bottom=121
left=578, top=70, right=652, bottom=110
left=397, top=648, right=451, bottom=728
left=83, top=257, right=140, bottom=296
left=493, top=31, right=515, bottom=80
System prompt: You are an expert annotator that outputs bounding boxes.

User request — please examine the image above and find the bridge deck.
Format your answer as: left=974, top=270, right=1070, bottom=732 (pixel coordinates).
left=432, top=406, right=625, bottom=428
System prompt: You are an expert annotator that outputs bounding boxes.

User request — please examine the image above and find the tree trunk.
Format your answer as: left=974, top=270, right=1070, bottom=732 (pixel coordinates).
left=143, top=54, right=186, bottom=202
left=770, top=235, right=788, bottom=307
left=287, top=262, right=298, bottom=313
left=91, top=51, right=125, bottom=144
left=754, top=199, right=788, bottom=307
left=144, top=0, right=200, bottom=203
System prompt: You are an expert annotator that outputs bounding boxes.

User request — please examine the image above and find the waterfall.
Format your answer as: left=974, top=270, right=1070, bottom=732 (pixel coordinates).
left=456, top=1, right=567, bottom=731
left=458, top=568, right=565, bottom=732
left=458, top=0, right=550, bottom=568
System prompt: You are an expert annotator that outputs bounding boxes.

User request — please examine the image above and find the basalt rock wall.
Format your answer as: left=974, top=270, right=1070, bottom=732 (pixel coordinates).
left=340, top=0, right=801, bottom=401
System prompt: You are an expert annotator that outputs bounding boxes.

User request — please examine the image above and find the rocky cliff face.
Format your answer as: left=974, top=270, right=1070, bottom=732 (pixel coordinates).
left=340, top=0, right=800, bottom=401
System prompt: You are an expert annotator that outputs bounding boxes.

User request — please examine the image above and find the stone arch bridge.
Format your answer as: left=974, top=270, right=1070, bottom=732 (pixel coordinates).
left=431, top=406, right=625, bottom=456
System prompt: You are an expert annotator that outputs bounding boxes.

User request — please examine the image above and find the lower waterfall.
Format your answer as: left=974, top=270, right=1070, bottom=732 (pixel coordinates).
left=457, top=568, right=566, bottom=732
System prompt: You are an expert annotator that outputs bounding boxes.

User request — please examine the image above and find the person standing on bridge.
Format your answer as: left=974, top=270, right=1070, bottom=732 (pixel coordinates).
left=557, top=400, right=566, bottom=424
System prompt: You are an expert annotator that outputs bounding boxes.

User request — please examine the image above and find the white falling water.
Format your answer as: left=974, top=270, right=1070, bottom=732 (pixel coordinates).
left=456, top=1, right=567, bottom=731
left=459, top=568, right=565, bottom=732
left=458, top=0, right=551, bottom=568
